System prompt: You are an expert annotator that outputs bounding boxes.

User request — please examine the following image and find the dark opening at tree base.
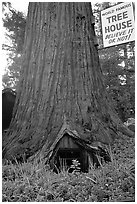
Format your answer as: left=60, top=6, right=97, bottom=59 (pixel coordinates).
left=55, top=148, right=85, bottom=173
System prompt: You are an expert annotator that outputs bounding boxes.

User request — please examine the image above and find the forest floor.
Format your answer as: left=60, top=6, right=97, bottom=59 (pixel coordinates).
left=2, top=133, right=135, bottom=202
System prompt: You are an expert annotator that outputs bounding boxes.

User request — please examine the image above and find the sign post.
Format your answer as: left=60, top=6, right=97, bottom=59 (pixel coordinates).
left=101, top=2, right=135, bottom=48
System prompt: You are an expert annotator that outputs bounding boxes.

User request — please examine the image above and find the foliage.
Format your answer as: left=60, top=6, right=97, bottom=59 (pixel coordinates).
left=2, top=2, right=26, bottom=90
left=99, top=43, right=135, bottom=121
left=2, top=2, right=26, bottom=53
left=2, top=134, right=135, bottom=202
left=2, top=54, right=22, bottom=90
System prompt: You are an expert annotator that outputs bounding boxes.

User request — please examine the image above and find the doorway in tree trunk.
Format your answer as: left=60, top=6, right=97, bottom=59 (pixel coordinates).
left=57, top=149, right=82, bottom=173
left=53, top=134, right=89, bottom=173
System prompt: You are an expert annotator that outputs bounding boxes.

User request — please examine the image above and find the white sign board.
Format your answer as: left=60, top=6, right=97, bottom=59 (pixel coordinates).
left=101, top=2, right=135, bottom=48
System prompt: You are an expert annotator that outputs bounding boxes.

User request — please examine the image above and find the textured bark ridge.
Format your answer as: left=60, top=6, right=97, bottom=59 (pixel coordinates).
left=3, top=3, right=134, bottom=161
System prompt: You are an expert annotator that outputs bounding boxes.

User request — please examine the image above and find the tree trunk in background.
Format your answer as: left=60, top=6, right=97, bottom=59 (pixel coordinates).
left=3, top=2, right=134, bottom=161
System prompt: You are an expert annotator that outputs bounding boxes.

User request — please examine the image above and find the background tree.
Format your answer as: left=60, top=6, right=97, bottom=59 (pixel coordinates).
left=3, top=2, right=134, bottom=161
left=100, top=43, right=135, bottom=122
left=93, top=2, right=135, bottom=122
left=2, top=2, right=26, bottom=90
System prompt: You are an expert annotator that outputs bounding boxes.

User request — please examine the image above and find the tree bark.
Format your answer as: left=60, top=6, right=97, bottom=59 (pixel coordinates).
left=3, top=2, right=134, bottom=161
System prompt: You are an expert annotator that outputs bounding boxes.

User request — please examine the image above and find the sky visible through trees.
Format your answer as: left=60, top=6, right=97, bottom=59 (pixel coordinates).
left=2, top=1, right=28, bottom=75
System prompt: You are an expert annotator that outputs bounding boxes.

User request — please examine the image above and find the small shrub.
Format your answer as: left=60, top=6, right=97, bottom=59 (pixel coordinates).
left=70, top=159, right=81, bottom=172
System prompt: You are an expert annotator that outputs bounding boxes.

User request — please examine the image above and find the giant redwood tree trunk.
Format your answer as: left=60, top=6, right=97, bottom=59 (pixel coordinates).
left=3, top=2, right=134, bottom=161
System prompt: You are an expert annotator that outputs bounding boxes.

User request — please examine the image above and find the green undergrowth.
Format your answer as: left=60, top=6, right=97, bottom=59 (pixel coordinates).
left=2, top=133, right=135, bottom=202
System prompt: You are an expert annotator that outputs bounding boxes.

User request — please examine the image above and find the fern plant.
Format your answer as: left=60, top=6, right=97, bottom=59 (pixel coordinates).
left=70, top=159, right=81, bottom=173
